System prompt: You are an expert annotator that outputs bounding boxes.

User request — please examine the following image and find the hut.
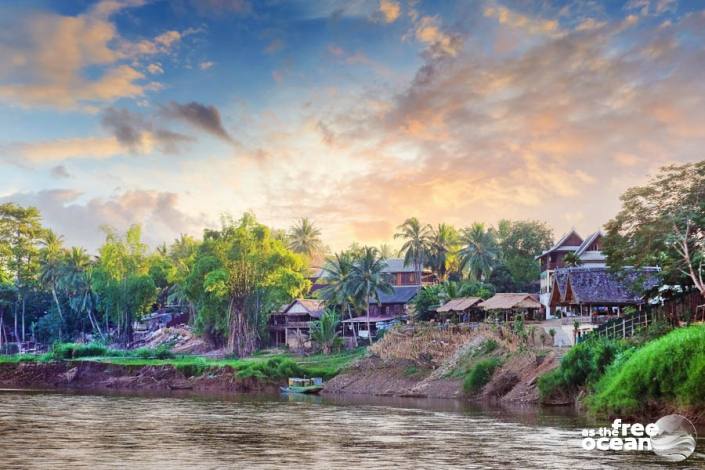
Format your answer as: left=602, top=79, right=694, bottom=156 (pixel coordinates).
left=479, top=293, right=543, bottom=322
left=435, top=297, right=484, bottom=322
left=269, top=299, right=325, bottom=350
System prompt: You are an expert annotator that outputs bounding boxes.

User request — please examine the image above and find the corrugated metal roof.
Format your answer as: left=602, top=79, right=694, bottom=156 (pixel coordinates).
left=381, top=258, right=417, bottom=273
left=372, top=285, right=420, bottom=304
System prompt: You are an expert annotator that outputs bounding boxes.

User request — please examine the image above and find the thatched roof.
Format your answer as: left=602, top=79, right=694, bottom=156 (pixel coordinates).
left=479, top=293, right=541, bottom=310
left=437, top=297, right=483, bottom=313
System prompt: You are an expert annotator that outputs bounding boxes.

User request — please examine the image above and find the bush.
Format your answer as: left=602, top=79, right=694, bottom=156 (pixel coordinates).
left=52, top=342, right=108, bottom=360
left=129, top=345, right=174, bottom=360
left=235, top=357, right=305, bottom=380
left=587, top=325, right=705, bottom=415
left=537, top=338, right=630, bottom=399
left=463, top=357, right=502, bottom=394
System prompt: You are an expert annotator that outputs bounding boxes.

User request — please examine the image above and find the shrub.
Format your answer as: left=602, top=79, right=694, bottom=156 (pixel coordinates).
left=235, top=357, right=305, bottom=380
left=129, top=345, right=174, bottom=360
left=537, top=338, right=630, bottom=399
left=463, top=357, right=502, bottom=394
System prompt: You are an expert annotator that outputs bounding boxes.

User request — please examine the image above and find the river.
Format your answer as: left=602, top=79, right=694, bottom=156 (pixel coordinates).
left=0, top=390, right=702, bottom=469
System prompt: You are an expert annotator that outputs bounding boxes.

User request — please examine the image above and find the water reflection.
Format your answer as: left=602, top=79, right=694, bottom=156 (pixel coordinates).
left=0, top=389, right=701, bottom=469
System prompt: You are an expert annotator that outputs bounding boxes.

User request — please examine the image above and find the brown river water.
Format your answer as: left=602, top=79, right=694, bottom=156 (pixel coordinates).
left=0, top=389, right=703, bottom=469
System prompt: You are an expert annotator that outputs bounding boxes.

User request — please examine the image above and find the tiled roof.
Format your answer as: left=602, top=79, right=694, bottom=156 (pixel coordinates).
left=479, top=293, right=542, bottom=310
left=381, top=258, right=417, bottom=273
left=437, top=297, right=483, bottom=312
left=554, top=267, right=660, bottom=304
left=372, top=285, right=420, bottom=304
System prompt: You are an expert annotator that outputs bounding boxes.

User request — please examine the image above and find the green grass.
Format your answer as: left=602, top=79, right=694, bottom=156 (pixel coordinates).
left=463, top=357, right=502, bottom=394
left=0, top=344, right=366, bottom=382
left=587, top=325, right=705, bottom=415
left=448, top=339, right=502, bottom=379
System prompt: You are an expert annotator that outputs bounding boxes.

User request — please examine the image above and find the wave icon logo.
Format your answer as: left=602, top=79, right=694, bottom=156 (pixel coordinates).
left=651, top=414, right=697, bottom=462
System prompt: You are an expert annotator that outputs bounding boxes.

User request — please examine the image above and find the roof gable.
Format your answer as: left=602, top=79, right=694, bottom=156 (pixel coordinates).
left=437, top=297, right=483, bottom=312
left=536, top=229, right=583, bottom=259
left=479, top=293, right=542, bottom=310
left=282, top=299, right=325, bottom=318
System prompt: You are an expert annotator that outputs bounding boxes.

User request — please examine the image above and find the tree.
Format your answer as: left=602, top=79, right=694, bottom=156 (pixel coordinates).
left=309, top=309, right=342, bottom=354
left=0, top=203, right=44, bottom=351
left=563, top=252, right=583, bottom=267
left=427, top=223, right=459, bottom=281
left=92, top=225, right=155, bottom=344
left=496, top=219, right=553, bottom=288
left=347, top=247, right=393, bottom=343
left=604, top=161, right=705, bottom=298
left=187, top=214, right=310, bottom=355
left=319, top=251, right=358, bottom=346
left=39, top=230, right=66, bottom=328
left=394, top=217, right=431, bottom=285
left=288, top=217, right=323, bottom=258
left=458, top=223, right=499, bottom=281
left=488, top=264, right=516, bottom=293
left=61, top=247, right=103, bottom=340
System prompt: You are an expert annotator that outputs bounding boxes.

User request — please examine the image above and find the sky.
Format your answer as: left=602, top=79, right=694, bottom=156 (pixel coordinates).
left=1, top=0, right=705, bottom=252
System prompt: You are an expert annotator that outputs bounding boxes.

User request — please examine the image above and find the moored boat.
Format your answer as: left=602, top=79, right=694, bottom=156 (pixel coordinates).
left=280, top=377, right=324, bottom=394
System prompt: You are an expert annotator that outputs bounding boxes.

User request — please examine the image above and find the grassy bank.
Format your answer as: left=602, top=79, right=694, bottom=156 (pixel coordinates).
left=587, top=325, right=705, bottom=415
left=0, top=345, right=367, bottom=382
left=538, top=324, right=705, bottom=418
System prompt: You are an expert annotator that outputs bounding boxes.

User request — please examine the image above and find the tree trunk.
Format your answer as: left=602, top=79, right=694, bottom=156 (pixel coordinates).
left=347, top=303, right=357, bottom=347
left=13, top=301, right=20, bottom=354
left=21, top=297, right=25, bottom=346
left=228, top=297, right=256, bottom=357
left=365, top=287, right=372, bottom=345
left=51, top=286, right=64, bottom=321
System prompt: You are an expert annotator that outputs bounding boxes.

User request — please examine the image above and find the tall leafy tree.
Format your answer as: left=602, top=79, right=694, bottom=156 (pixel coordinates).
left=495, top=219, right=553, bottom=289
left=288, top=217, right=323, bottom=258
left=61, top=247, right=103, bottom=339
left=309, top=309, right=342, bottom=354
left=187, top=214, right=310, bottom=355
left=0, top=203, right=44, bottom=350
left=458, top=223, right=500, bottom=281
left=347, top=247, right=393, bottom=343
left=394, top=217, right=431, bottom=284
left=93, top=225, right=155, bottom=344
left=604, top=161, right=705, bottom=298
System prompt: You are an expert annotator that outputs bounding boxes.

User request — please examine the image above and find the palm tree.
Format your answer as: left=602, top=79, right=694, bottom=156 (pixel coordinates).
left=39, top=231, right=65, bottom=323
left=319, top=251, right=358, bottom=346
left=458, top=223, right=500, bottom=281
left=394, top=217, right=431, bottom=285
left=61, top=247, right=103, bottom=339
left=309, top=309, right=342, bottom=354
left=563, top=252, right=583, bottom=267
left=347, top=247, right=393, bottom=344
left=288, top=218, right=322, bottom=257
left=428, top=223, right=457, bottom=281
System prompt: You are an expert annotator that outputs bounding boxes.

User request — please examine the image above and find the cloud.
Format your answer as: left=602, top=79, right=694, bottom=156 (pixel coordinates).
left=199, top=61, right=215, bottom=70
left=4, top=136, right=124, bottom=164
left=379, top=0, right=401, bottom=23
left=147, top=63, right=164, bottom=74
left=160, top=101, right=235, bottom=143
left=0, top=189, right=208, bottom=251
left=625, top=0, right=677, bottom=16
left=483, top=5, right=561, bottom=36
left=0, top=1, right=186, bottom=109
left=50, top=165, right=71, bottom=178
left=413, top=16, right=462, bottom=57
left=101, top=107, right=194, bottom=154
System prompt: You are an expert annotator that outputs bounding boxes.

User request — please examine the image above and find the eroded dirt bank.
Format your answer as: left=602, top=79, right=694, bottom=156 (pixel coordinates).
left=324, top=324, right=561, bottom=403
left=0, top=361, right=278, bottom=394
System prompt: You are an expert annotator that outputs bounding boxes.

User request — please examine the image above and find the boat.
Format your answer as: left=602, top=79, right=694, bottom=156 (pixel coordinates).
left=280, top=377, right=324, bottom=394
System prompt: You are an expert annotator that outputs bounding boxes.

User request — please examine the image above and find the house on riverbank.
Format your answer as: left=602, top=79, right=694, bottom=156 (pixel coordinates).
left=479, top=293, right=543, bottom=321
left=435, top=297, right=484, bottom=322
left=268, top=299, right=325, bottom=350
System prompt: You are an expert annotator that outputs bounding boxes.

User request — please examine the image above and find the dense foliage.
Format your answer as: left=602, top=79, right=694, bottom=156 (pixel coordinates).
left=604, top=161, right=705, bottom=297
left=463, top=357, right=502, bottom=393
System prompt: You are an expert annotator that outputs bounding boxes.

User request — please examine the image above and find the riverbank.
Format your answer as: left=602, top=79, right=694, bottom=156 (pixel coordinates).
left=324, top=324, right=561, bottom=402
left=0, top=348, right=365, bottom=394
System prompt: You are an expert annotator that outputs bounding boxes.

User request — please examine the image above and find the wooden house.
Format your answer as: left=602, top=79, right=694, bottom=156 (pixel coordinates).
left=550, top=267, right=660, bottom=319
left=342, top=285, right=420, bottom=340
left=268, top=299, right=325, bottom=350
